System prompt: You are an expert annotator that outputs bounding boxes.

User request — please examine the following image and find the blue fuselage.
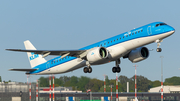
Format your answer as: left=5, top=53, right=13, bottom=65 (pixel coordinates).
left=30, top=22, right=175, bottom=74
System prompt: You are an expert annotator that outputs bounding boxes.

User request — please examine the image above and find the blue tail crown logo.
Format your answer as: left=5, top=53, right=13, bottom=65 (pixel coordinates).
left=29, top=52, right=39, bottom=61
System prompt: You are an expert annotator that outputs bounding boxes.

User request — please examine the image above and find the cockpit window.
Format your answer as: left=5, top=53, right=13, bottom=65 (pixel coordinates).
left=155, top=24, right=160, bottom=27
left=160, top=23, right=167, bottom=26
left=156, top=23, right=167, bottom=27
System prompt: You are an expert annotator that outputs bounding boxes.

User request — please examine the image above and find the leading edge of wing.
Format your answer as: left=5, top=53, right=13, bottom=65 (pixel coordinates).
left=9, top=68, right=38, bottom=72
left=5, top=49, right=86, bottom=56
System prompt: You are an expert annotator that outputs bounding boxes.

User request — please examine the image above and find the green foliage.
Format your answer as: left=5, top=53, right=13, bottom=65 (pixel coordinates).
left=119, top=75, right=129, bottom=92
left=129, top=75, right=150, bottom=92
left=54, top=77, right=63, bottom=87
left=37, top=75, right=180, bottom=92
left=59, top=76, right=71, bottom=85
left=105, top=76, right=110, bottom=86
left=39, top=77, right=49, bottom=87
left=119, top=75, right=150, bottom=92
left=86, top=78, right=103, bottom=92
left=149, top=80, right=161, bottom=88
left=164, top=76, right=180, bottom=85
left=70, top=76, right=78, bottom=86
left=78, top=76, right=90, bottom=92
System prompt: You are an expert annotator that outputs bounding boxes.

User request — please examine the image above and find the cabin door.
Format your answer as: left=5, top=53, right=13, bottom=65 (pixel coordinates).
left=147, top=26, right=152, bottom=35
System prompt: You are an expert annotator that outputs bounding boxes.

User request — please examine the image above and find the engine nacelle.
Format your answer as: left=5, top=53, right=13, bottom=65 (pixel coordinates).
left=86, top=47, right=108, bottom=64
left=128, top=47, right=149, bottom=63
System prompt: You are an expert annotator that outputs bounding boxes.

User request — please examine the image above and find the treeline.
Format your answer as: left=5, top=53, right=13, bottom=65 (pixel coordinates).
left=38, top=75, right=180, bottom=92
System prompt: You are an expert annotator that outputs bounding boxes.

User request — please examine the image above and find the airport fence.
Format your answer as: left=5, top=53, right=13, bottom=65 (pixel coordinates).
left=0, top=82, right=36, bottom=101
left=0, top=82, right=180, bottom=101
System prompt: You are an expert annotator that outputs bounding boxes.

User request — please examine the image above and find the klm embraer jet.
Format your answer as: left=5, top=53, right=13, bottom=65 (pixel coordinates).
left=6, top=22, right=175, bottom=75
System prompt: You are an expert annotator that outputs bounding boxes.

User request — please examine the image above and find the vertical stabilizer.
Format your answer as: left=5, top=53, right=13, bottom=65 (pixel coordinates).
left=24, top=40, right=47, bottom=68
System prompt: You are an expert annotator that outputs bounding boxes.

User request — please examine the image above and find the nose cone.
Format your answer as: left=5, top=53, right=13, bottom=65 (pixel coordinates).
left=169, top=26, right=175, bottom=32
left=168, top=25, right=175, bottom=31
left=166, top=25, right=175, bottom=34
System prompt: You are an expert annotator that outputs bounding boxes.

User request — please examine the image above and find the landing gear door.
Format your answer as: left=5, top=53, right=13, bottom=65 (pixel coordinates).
left=147, top=26, right=152, bottom=35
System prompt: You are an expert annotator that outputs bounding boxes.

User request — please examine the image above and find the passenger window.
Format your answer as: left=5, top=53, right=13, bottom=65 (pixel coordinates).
left=108, top=42, right=109, bottom=44
left=138, top=31, right=140, bottom=33
left=120, top=37, right=121, bottom=39
left=114, top=40, right=115, bottom=42
left=135, top=32, right=137, bottom=34
left=123, top=36, right=124, bottom=38
left=132, top=33, right=134, bottom=35
left=129, top=34, right=131, bottom=36
left=111, top=41, right=112, bottom=43
left=117, top=39, right=118, bottom=41
left=104, top=43, right=106, bottom=45
left=141, top=30, right=143, bottom=32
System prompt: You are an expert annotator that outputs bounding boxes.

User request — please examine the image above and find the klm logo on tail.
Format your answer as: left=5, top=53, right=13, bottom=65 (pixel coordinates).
left=29, top=52, right=39, bottom=61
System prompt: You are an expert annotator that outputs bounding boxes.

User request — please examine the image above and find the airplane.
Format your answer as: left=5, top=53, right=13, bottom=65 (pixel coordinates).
left=6, top=22, right=175, bottom=75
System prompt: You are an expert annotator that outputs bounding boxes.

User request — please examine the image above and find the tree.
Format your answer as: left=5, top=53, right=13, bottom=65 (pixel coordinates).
left=105, top=76, right=110, bottom=86
left=78, top=76, right=90, bottom=92
left=59, top=76, right=71, bottom=86
left=119, top=75, right=130, bottom=92
left=149, top=80, right=161, bottom=88
left=129, top=75, right=150, bottom=92
left=39, top=77, right=49, bottom=87
left=164, top=76, right=180, bottom=85
left=85, top=78, right=103, bottom=92
left=54, top=77, right=63, bottom=87
left=70, top=76, right=78, bottom=86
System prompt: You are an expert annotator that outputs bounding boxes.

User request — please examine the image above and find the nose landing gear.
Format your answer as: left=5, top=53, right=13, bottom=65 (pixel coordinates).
left=156, top=39, right=163, bottom=52
left=156, top=48, right=162, bottom=52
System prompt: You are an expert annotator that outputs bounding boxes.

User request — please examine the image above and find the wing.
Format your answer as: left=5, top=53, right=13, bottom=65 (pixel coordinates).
left=9, top=68, right=38, bottom=71
left=6, top=49, right=87, bottom=58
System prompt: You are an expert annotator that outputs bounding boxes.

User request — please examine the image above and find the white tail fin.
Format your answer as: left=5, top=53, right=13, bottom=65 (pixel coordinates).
left=24, top=40, right=47, bottom=68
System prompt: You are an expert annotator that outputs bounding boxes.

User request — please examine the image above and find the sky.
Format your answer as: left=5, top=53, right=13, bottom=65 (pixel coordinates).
left=1, top=0, right=180, bottom=83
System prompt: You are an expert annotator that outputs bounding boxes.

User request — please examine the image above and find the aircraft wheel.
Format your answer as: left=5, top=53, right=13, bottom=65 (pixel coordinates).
left=83, top=67, right=88, bottom=73
left=88, top=67, right=92, bottom=73
left=156, top=48, right=162, bottom=52
left=112, top=67, right=117, bottom=73
left=117, top=66, right=121, bottom=73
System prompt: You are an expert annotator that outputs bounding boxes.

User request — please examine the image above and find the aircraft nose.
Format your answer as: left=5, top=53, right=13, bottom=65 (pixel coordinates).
left=170, top=27, right=175, bottom=32
left=167, top=26, right=175, bottom=33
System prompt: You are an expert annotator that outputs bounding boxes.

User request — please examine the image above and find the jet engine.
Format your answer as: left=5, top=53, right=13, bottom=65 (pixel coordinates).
left=86, top=47, right=108, bottom=64
left=128, top=47, right=149, bottom=63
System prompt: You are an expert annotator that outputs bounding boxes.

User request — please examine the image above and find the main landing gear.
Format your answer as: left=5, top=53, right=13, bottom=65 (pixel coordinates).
left=156, top=39, right=162, bottom=52
left=112, top=59, right=121, bottom=73
left=83, top=66, right=92, bottom=73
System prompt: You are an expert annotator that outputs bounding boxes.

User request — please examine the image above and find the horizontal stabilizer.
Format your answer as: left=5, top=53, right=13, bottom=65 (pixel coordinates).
left=9, top=68, right=38, bottom=72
